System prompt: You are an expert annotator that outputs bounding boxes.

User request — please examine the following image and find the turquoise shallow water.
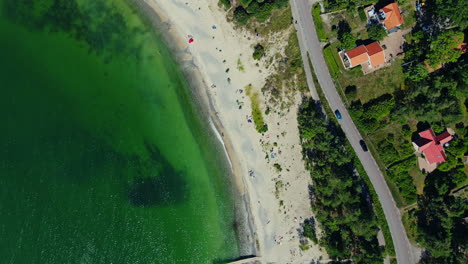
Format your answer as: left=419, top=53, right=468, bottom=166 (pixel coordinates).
left=0, top=0, right=239, bottom=263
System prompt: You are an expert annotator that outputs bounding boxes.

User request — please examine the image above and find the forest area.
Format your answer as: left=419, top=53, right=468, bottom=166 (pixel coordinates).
left=298, top=98, right=384, bottom=264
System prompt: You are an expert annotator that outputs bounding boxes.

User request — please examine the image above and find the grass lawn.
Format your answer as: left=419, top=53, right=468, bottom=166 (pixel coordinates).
left=342, top=58, right=404, bottom=103
left=323, top=44, right=341, bottom=78
left=409, top=166, right=426, bottom=195
left=312, top=4, right=328, bottom=41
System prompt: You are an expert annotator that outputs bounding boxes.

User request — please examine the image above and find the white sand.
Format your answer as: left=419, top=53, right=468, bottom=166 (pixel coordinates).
left=142, top=0, right=327, bottom=262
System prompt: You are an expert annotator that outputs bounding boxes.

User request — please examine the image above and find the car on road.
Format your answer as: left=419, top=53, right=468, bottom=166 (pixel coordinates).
left=359, top=140, right=368, bottom=152
left=334, top=110, right=342, bottom=120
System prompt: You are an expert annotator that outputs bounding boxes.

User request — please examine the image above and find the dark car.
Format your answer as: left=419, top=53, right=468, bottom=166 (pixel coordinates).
left=334, top=110, right=342, bottom=120
left=359, top=140, right=368, bottom=152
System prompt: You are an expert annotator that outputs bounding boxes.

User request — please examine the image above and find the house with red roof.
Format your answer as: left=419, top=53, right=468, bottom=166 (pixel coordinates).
left=412, top=128, right=453, bottom=165
left=367, top=2, right=404, bottom=33
left=341, top=41, right=386, bottom=69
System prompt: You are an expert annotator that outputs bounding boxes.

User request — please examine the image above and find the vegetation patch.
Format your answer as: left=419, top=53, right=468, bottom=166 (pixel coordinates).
left=252, top=44, right=265, bottom=60
left=409, top=168, right=467, bottom=263
left=218, top=0, right=231, bottom=9
left=302, top=218, right=318, bottom=244
left=298, top=98, right=384, bottom=263
left=237, top=58, right=245, bottom=72
left=233, top=0, right=289, bottom=25
left=323, top=45, right=340, bottom=78
left=273, top=163, right=282, bottom=172
left=312, top=4, right=327, bottom=42
left=246, top=85, right=268, bottom=133
left=261, top=31, right=308, bottom=108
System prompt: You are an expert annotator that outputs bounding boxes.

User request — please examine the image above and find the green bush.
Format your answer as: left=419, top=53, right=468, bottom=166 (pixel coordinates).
left=247, top=1, right=275, bottom=22
left=367, top=23, right=387, bottom=41
left=358, top=7, right=367, bottom=22
left=340, top=32, right=356, bottom=50
left=219, top=0, right=231, bottom=9
left=233, top=6, right=250, bottom=25
left=273, top=163, right=282, bottom=172
left=345, top=85, right=357, bottom=99
left=253, top=44, right=265, bottom=60
left=303, top=218, right=318, bottom=243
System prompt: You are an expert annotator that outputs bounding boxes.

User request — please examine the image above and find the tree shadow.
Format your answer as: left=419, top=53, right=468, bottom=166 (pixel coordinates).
left=337, top=20, right=351, bottom=41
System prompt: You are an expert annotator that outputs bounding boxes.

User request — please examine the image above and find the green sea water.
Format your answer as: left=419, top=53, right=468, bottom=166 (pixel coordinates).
left=0, top=0, right=239, bottom=263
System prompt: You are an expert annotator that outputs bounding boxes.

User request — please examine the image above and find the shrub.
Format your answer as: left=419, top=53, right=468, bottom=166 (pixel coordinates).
left=340, top=32, right=356, bottom=50
left=358, top=7, right=367, bottom=22
left=253, top=44, right=265, bottom=60
left=233, top=6, right=250, bottom=25
left=273, top=163, right=282, bottom=172
left=345, top=85, right=357, bottom=99
left=303, top=218, right=318, bottom=243
left=219, top=0, right=231, bottom=9
left=247, top=1, right=275, bottom=22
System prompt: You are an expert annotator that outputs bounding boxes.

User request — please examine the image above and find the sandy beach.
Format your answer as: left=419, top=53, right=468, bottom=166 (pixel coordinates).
left=139, top=0, right=327, bottom=262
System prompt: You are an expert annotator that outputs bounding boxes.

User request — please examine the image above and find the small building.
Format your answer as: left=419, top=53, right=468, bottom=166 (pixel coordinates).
left=413, top=128, right=453, bottom=165
left=367, top=2, right=404, bottom=33
left=341, top=41, right=385, bottom=69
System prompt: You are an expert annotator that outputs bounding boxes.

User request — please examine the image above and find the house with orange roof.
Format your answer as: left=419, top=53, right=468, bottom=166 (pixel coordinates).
left=367, top=2, right=404, bottom=33
left=341, top=41, right=386, bottom=69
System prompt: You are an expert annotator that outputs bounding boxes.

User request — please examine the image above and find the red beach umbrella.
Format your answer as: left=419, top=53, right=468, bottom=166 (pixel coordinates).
left=188, top=38, right=194, bottom=43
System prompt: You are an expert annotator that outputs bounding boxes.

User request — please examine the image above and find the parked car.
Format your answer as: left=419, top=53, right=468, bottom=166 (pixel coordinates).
left=359, top=140, right=368, bottom=152
left=334, top=110, right=342, bottom=120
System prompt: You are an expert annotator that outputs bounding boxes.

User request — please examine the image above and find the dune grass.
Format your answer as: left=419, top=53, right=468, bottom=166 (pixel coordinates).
left=246, top=85, right=268, bottom=133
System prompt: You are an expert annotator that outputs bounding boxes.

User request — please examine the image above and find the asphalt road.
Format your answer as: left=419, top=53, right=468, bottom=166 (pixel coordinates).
left=290, top=1, right=415, bottom=263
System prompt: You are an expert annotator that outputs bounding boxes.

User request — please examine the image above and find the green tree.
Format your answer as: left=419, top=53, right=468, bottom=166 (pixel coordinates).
left=404, top=64, right=429, bottom=82
left=233, top=6, right=250, bottom=25
left=427, top=30, right=464, bottom=67
left=431, top=0, right=468, bottom=29
left=303, top=218, right=318, bottom=243
left=367, top=23, right=387, bottom=41
left=340, top=32, right=356, bottom=50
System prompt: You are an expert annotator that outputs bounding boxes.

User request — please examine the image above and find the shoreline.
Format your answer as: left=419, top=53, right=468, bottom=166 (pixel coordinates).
left=134, top=0, right=326, bottom=262
left=132, top=0, right=258, bottom=257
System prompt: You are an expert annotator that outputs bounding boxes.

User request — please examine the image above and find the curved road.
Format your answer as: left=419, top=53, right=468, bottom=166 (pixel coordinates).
left=290, top=1, right=414, bottom=263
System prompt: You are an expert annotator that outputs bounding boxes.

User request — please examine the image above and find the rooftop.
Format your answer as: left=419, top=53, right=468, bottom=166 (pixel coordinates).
left=366, top=42, right=385, bottom=67
left=379, top=3, right=404, bottom=30
left=343, top=42, right=386, bottom=68
left=345, top=45, right=369, bottom=67
left=413, top=128, right=453, bottom=164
